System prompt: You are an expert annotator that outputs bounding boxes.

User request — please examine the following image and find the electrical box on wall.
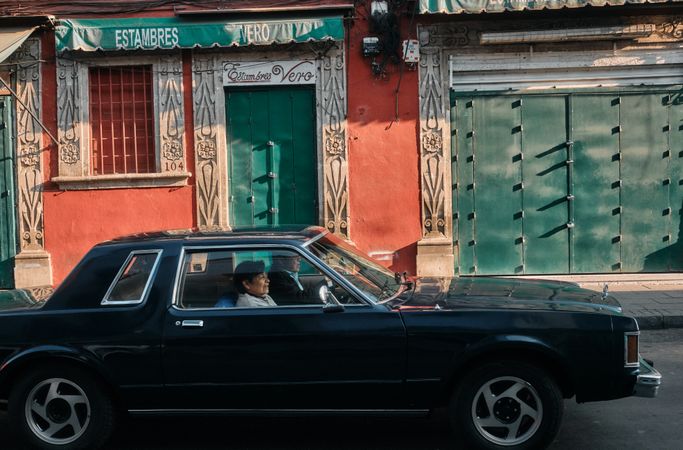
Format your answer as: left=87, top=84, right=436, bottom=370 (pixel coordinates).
left=402, top=40, right=419, bottom=63
left=363, top=37, right=381, bottom=57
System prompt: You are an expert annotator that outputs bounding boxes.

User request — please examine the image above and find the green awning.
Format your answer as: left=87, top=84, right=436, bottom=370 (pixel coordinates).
left=419, top=0, right=682, bottom=14
left=56, top=16, right=344, bottom=52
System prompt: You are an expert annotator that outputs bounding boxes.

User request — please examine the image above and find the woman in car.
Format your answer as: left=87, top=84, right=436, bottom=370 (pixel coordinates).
left=233, top=260, right=277, bottom=308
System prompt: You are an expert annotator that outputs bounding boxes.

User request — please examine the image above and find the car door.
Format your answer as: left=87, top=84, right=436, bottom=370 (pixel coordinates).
left=161, top=246, right=407, bottom=411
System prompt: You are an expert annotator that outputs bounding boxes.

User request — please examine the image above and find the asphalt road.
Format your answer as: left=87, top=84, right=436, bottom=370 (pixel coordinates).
left=1, top=328, right=680, bottom=450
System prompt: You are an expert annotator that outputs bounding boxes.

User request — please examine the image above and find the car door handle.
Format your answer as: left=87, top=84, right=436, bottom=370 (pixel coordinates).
left=179, top=320, right=204, bottom=328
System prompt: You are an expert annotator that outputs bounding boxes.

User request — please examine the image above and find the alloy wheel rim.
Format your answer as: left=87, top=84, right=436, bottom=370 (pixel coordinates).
left=471, top=376, right=543, bottom=446
left=24, top=377, right=91, bottom=445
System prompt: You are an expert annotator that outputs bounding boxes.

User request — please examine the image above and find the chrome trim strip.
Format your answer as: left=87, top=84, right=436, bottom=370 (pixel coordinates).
left=301, top=228, right=329, bottom=248
left=171, top=243, right=375, bottom=310
left=128, top=408, right=429, bottom=416
left=101, top=249, right=163, bottom=306
left=635, top=358, right=661, bottom=398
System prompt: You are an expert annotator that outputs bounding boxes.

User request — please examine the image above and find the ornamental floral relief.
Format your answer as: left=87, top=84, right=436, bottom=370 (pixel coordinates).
left=418, top=46, right=450, bottom=240
left=320, top=47, right=349, bottom=238
left=56, top=58, right=82, bottom=168
left=192, top=54, right=225, bottom=230
left=158, top=55, right=185, bottom=170
left=13, top=38, right=45, bottom=251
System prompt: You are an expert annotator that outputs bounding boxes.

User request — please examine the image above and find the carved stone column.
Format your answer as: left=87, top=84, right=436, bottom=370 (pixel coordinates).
left=13, top=38, right=52, bottom=287
left=157, top=56, right=185, bottom=173
left=319, top=46, right=349, bottom=238
left=57, top=58, right=86, bottom=176
left=192, top=54, right=228, bottom=230
left=416, top=38, right=454, bottom=277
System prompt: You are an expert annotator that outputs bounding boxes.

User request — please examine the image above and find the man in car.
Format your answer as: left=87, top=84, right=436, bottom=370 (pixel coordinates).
left=269, top=254, right=322, bottom=305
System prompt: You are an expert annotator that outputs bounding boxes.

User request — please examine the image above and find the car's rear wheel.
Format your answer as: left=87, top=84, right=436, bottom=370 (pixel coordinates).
left=8, top=365, right=115, bottom=450
left=450, top=361, right=563, bottom=450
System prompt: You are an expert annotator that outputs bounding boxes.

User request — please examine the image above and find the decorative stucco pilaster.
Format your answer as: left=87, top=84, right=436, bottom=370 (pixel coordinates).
left=192, top=54, right=228, bottom=230
left=57, top=58, right=86, bottom=176
left=157, top=56, right=185, bottom=172
left=13, top=38, right=52, bottom=287
left=319, top=46, right=349, bottom=238
left=416, top=27, right=455, bottom=277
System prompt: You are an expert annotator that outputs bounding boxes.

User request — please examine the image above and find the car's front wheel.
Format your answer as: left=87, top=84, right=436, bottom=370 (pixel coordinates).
left=8, top=364, right=115, bottom=450
left=450, top=361, right=563, bottom=450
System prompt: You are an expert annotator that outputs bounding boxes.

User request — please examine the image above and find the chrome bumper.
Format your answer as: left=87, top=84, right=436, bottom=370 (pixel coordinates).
left=635, top=358, right=661, bottom=398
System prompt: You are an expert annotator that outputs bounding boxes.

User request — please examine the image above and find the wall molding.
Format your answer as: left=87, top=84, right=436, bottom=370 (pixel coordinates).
left=191, top=45, right=350, bottom=237
left=416, top=27, right=455, bottom=277
left=55, top=53, right=186, bottom=188
left=12, top=38, right=52, bottom=287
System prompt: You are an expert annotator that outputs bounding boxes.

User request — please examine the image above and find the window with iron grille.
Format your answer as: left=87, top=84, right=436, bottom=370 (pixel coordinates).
left=55, top=54, right=187, bottom=190
left=89, top=65, right=155, bottom=175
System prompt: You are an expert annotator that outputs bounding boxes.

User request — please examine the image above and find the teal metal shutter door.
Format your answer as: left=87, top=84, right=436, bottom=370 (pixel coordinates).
left=0, top=97, right=15, bottom=288
left=521, top=96, right=570, bottom=274
left=668, top=89, right=683, bottom=271
left=227, top=87, right=317, bottom=228
left=621, top=93, right=670, bottom=272
left=452, top=95, right=475, bottom=274
left=452, top=88, right=683, bottom=275
left=571, top=94, right=621, bottom=273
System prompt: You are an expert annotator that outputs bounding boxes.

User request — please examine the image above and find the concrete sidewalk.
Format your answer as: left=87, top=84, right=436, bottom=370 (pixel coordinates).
left=579, top=282, right=683, bottom=330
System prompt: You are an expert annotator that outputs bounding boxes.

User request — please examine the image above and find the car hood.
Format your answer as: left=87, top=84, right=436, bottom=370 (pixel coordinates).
left=0, top=287, right=52, bottom=312
left=391, top=277, right=622, bottom=314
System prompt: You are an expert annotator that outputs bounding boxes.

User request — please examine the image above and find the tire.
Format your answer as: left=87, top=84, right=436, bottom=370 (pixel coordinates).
left=449, top=361, right=563, bottom=450
left=8, top=364, right=116, bottom=450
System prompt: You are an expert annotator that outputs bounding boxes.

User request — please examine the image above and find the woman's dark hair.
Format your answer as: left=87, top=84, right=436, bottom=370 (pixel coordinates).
left=233, top=260, right=266, bottom=293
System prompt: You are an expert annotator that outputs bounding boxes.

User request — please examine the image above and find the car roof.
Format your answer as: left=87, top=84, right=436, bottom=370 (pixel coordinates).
left=99, top=225, right=328, bottom=247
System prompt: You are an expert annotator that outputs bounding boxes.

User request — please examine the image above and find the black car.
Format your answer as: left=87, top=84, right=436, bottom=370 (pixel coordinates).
left=0, top=226, right=660, bottom=450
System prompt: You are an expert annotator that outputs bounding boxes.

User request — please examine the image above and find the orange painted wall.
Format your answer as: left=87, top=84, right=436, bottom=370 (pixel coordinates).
left=346, top=15, right=422, bottom=275
left=37, top=8, right=423, bottom=284
left=44, top=189, right=195, bottom=283
left=40, top=33, right=196, bottom=285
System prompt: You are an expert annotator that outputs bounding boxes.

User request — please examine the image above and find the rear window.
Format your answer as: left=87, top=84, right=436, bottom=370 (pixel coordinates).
left=102, top=250, right=162, bottom=305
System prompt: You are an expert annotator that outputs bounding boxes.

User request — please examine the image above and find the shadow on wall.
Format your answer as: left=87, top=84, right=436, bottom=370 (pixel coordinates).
left=643, top=200, right=683, bottom=272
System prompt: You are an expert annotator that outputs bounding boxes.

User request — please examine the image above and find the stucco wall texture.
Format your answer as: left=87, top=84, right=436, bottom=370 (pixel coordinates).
left=37, top=11, right=423, bottom=285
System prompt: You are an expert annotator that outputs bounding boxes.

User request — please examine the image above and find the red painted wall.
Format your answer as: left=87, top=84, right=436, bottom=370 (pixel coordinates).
left=38, top=7, right=423, bottom=285
left=40, top=30, right=196, bottom=285
left=346, top=15, right=422, bottom=275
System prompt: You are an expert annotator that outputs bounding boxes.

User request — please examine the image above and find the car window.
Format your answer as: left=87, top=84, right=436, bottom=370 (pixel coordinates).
left=178, top=248, right=362, bottom=309
left=102, top=250, right=162, bottom=305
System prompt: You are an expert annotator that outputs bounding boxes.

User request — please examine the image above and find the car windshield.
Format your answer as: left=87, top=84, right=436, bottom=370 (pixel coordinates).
left=306, top=232, right=402, bottom=302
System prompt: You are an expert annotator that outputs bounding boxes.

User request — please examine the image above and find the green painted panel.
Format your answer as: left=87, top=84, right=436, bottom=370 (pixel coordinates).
left=668, top=89, right=683, bottom=270
left=227, top=91, right=256, bottom=227
left=289, top=89, right=317, bottom=225
left=453, top=96, right=476, bottom=274
left=227, top=88, right=316, bottom=228
left=621, top=93, right=670, bottom=272
left=0, top=97, right=15, bottom=288
left=449, top=91, right=459, bottom=273
left=572, top=94, right=621, bottom=273
left=268, top=90, right=289, bottom=226
left=250, top=91, right=271, bottom=226
left=522, top=96, right=569, bottom=274
left=471, top=96, right=523, bottom=274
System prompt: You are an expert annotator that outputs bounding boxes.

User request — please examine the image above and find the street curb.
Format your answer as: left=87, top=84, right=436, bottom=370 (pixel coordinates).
left=635, top=315, right=683, bottom=330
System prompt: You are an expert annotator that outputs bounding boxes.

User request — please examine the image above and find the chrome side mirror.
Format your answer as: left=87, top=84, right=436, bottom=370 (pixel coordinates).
left=319, top=281, right=344, bottom=313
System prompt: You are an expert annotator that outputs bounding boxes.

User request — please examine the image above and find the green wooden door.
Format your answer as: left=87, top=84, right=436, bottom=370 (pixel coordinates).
left=0, top=96, right=15, bottom=288
left=226, top=87, right=317, bottom=227
left=452, top=87, right=683, bottom=275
